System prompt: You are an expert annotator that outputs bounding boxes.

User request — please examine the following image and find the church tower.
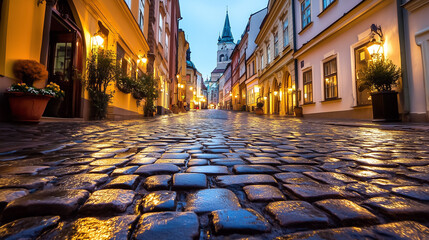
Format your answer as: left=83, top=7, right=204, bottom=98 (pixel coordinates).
left=216, top=10, right=235, bottom=70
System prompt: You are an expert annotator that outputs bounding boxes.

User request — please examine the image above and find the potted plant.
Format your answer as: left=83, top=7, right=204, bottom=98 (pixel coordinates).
left=116, top=76, right=135, bottom=94
left=85, top=49, right=116, bottom=120
left=255, top=100, right=264, bottom=115
left=43, top=82, right=65, bottom=117
left=358, top=57, right=401, bottom=122
left=5, top=60, right=56, bottom=122
left=139, top=73, right=158, bottom=117
left=294, top=106, right=303, bottom=117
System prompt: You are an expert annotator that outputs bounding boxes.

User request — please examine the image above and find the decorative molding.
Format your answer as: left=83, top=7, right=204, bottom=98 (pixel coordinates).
left=403, top=0, right=429, bottom=12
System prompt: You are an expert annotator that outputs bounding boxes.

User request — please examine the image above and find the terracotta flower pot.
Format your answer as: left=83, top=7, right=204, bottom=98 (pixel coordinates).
left=6, top=92, right=52, bottom=122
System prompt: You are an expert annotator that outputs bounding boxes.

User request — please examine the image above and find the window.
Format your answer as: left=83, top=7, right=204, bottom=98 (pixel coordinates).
left=267, top=44, right=271, bottom=64
left=139, top=0, right=145, bottom=32
left=323, top=58, right=338, bottom=100
left=252, top=61, right=255, bottom=75
left=274, top=33, right=279, bottom=57
left=323, top=0, right=335, bottom=9
left=124, top=0, right=131, bottom=8
left=283, top=19, right=289, bottom=47
left=159, top=14, right=163, bottom=43
left=303, top=70, right=313, bottom=103
left=261, top=53, right=264, bottom=69
left=301, top=0, right=311, bottom=29
left=165, top=33, right=169, bottom=59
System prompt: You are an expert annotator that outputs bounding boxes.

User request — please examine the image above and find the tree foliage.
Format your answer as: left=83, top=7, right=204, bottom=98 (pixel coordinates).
left=358, top=58, right=401, bottom=92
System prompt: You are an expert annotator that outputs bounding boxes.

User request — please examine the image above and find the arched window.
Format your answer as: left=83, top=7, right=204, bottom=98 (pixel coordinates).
left=219, top=54, right=225, bottom=62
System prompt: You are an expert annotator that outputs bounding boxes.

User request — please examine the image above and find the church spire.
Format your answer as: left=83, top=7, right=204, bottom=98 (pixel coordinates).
left=218, top=9, right=234, bottom=43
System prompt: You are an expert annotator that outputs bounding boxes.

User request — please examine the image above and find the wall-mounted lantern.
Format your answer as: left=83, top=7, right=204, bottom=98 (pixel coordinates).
left=367, top=24, right=384, bottom=60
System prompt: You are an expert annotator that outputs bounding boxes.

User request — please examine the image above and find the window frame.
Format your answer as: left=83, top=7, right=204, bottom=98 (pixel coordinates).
left=139, top=0, right=145, bottom=32
left=266, top=44, right=271, bottom=64
left=323, top=57, right=338, bottom=100
left=274, top=32, right=279, bottom=58
left=301, top=0, right=311, bottom=29
left=283, top=18, right=289, bottom=48
left=159, top=14, right=163, bottom=44
left=303, top=69, right=313, bottom=104
left=323, top=0, right=335, bottom=10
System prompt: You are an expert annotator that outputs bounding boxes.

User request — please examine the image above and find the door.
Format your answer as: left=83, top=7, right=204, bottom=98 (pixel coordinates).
left=355, top=45, right=372, bottom=106
left=286, top=75, right=294, bottom=114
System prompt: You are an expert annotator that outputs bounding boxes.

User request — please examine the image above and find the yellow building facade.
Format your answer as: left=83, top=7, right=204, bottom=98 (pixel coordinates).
left=0, top=0, right=150, bottom=120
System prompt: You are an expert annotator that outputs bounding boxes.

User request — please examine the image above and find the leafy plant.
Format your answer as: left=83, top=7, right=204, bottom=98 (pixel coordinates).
left=358, top=58, right=401, bottom=92
left=256, top=102, right=264, bottom=108
left=85, top=49, right=116, bottom=120
left=7, top=82, right=56, bottom=96
left=138, top=73, right=158, bottom=117
left=13, top=60, right=48, bottom=87
left=116, top=76, right=135, bottom=94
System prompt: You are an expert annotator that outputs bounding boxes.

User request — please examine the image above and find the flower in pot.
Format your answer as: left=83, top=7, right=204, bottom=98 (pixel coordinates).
left=6, top=60, right=54, bottom=122
left=43, top=82, right=65, bottom=117
left=358, top=58, right=401, bottom=121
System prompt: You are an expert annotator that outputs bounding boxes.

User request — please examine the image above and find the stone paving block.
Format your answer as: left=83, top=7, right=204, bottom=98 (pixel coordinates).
left=41, top=215, right=138, bottom=240
left=391, top=186, right=429, bottom=201
left=304, top=172, right=357, bottom=185
left=319, top=161, right=357, bottom=171
left=134, top=212, right=199, bottom=240
left=372, top=221, right=429, bottom=239
left=0, top=216, right=60, bottom=240
left=99, top=147, right=130, bottom=153
left=274, top=172, right=319, bottom=185
left=278, top=157, right=318, bottom=165
left=266, top=201, right=329, bottom=228
left=60, top=158, right=95, bottom=166
left=206, top=149, right=230, bottom=153
left=89, top=166, right=116, bottom=174
left=244, top=157, right=282, bottom=165
left=403, top=172, right=429, bottom=182
left=135, top=164, right=180, bottom=176
left=352, top=158, right=398, bottom=167
left=243, top=185, right=286, bottom=202
left=89, top=158, right=130, bottom=167
left=211, top=208, right=271, bottom=234
left=342, top=169, right=389, bottom=180
left=172, top=173, right=207, bottom=189
left=56, top=174, right=109, bottom=191
left=369, top=178, right=419, bottom=188
left=345, top=182, right=390, bottom=197
left=39, top=165, right=91, bottom=176
left=188, top=159, right=208, bottom=166
left=155, top=158, right=187, bottom=166
left=364, top=196, right=429, bottom=219
left=111, top=166, right=138, bottom=176
left=277, top=165, right=320, bottom=173
left=104, top=175, right=139, bottom=190
left=186, top=165, right=229, bottom=175
left=253, top=153, right=279, bottom=158
left=128, top=157, right=157, bottom=165
left=80, top=189, right=135, bottom=214
left=143, top=175, right=171, bottom=190
left=408, top=165, right=429, bottom=173
left=283, top=184, right=359, bottom=201
left=314, top=199, right=378, bottom=225
left=392, top=158, right=429, bottom=166
left=185, top=188, right=241, bottom=213
left=192, top=153, right=226, bottom=159
left=275, top=226, right=376, bottom=239
left=0, top=176, right=55, bottom=190
left=210, top=158, right=246, bottom=166
left=142, top=191, right=177, bottom=212
left=0, top=166, right=49, bottom=175
left=160, top=153, right=190, bottom=159
left=90, top=152, right=116, bottom=159
left=0, top=188, right=29, bottom=209
left=233, top=165, right=280, bottom=174
left=3, top=189, right=89, bottom=221
left=217, top=174, right=278, bottom=187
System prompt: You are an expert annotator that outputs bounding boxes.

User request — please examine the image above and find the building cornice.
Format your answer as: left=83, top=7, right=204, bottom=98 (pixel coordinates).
left=255, top=0, right=289, bottom=45
left=402, top=0, right=429, bottom=12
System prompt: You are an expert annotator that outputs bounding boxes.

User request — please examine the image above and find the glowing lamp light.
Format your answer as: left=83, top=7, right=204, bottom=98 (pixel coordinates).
left=235, top=95, right=238, bottom=98
left=254, top=86, right=260, bottom=93
left=190, top=87, right=193, bottom=90
left=92, top=35, right=104, bottom=48
left=193, top=91, right=196, bottom=95
left=229, top=93, right=232, bottom=96
left=142, top=56, right=148, bottom=64
left=288, top=88, right=293, bottom=93
left=367, top=41, right=383, bottom=58
left=176, top=74, right=180, bottom=79
left=264, top=96, right=267, bottom=100
left=274, top=91, right=278, bottom=96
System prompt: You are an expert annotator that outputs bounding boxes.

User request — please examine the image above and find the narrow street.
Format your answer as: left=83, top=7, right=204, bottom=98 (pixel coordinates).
left=0, top=110, right=428, bottom=239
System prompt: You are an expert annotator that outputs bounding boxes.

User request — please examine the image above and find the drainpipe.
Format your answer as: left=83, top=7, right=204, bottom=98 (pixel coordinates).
left=396, top=0, right=410, bottom=121
left=40, top=0, right=57, bottom=67
left=292, top=0, right=299, bottom=109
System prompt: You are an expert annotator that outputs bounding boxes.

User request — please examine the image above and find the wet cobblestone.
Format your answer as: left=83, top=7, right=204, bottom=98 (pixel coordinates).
left=0, top=110, right=428, bottom=239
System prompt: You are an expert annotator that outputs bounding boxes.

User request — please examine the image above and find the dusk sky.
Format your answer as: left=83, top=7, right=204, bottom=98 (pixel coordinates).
left=179, top=0, right=268, bottom=80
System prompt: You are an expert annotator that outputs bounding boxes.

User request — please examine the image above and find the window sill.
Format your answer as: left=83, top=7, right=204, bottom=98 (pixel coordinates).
left=298, top=22, right=313, bottom=35
left=317, top=0, right=337, bottom=18
left=352, top=104, right=372, bottom=109
left=303, top=102, right=316, bottom=106
left=321, top=98, right=341, bottom=103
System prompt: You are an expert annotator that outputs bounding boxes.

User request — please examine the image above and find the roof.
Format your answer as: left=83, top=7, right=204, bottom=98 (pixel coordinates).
left=211, top=68, right=225, bottom=74
left=218, top=10, right=234, bottom=43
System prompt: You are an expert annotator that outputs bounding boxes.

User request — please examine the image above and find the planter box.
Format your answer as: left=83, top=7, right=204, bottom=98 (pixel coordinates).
left=6, top=92, right=51, bottom=122
left=255, top=108, right=264, bottom=115
left=294, top=107, right=303, bottom=117
left=371, top=91, right=400, bottom=122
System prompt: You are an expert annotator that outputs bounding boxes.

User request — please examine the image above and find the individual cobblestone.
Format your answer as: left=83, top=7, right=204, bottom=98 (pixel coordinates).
left=0, top=110, right=428, bottom=238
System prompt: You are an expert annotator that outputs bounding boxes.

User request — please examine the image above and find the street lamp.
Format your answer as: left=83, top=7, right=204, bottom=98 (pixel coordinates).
left=367, top=24, right=384, bottom=60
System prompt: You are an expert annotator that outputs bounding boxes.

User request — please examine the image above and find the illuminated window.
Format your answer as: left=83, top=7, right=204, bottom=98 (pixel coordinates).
left=139, top=0, right=145, bottom=32
left=283, top=19, right=289, bottom=47
left=301, top=0, right=311, bottom=28
left=303, top=70, right=313, bottom=103
left=159, top=14, right=163, bottom=43
left=323, top=0, right=335, bottom=9
left=324, top=58, right=338, bottom=100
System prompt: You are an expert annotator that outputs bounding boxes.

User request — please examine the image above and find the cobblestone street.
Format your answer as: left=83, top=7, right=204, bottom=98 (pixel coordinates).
left=0, top=110, right=429, bottom=239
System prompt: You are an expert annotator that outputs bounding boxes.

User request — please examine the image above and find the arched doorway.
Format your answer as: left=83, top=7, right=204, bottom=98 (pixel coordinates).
left=272, top=79, right=280, bottom=114
left=45, top=0, right=84, bottom=118
left=285, top=74, right=295, bottom=115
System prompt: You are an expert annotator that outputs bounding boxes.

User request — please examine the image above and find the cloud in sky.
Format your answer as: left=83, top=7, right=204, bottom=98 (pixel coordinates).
left=179, top=0, right=268, bottom=79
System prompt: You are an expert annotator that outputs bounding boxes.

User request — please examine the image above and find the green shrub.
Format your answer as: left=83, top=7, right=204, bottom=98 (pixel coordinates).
left=358, top=58, right=401, bottom=92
